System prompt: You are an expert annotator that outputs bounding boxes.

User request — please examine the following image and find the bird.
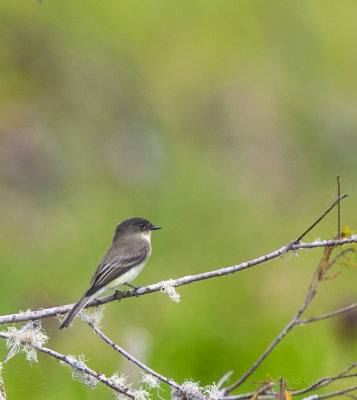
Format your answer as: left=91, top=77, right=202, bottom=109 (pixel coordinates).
left=59, top=217, right=161, bottom=329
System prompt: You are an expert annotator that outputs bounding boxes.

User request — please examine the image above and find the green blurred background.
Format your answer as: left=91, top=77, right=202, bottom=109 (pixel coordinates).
left=1, top=1, right=357, bottom=399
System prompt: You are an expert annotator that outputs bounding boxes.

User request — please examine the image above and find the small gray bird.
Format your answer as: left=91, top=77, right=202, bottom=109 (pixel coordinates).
left=59, top=217, right=161, bottom=329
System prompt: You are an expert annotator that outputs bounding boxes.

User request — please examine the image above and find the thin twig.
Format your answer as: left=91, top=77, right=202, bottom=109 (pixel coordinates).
left=295, top=194, right=347, bottom=243
left=224, top=382, right=357, bottom=400
left=223, top=367, right=357, bottom=399
left=292, top=361, right=357, bottom=396
left=298, top=303, right=357, bottom=325
left=337, top=175, right=341, bottom=239
left=1, top=236, right=357, bottom=326
left=295, top=374, right=357, bottom=396
left=337, top=362, right=357, bottom=379
left=223, top=382, right=275, bottom=400
left=321, top=247, right=355, bottom=277
left=306, top=385, right=357, bottom=399
left=86, top=321, right=181, bottom=391
left=0, top=331, right=135, bottom=399
left=217, top=370, right=234, bottom=389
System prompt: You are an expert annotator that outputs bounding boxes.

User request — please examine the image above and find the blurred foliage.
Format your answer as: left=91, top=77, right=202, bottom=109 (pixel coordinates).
left=1, top=0, right=357, bottom=399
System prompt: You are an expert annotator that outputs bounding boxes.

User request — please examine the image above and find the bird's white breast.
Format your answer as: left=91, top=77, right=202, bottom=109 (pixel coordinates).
left=105, top=262, right=147, bottom=291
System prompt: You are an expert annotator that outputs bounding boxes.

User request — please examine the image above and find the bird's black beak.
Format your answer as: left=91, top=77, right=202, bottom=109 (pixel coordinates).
left=151, top=225, right=162, bottom=230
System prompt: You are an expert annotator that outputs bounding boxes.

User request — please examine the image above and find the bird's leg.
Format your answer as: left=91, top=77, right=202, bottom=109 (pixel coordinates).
left=125, top=283, right=139, bottom=289
left=114, top=290, right=122, bottom=300
left=125, top=283, right=141, bottom=297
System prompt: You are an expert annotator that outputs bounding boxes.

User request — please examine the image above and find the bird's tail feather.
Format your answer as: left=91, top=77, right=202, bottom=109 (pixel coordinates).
left=59, top=294, right=92, bottom=329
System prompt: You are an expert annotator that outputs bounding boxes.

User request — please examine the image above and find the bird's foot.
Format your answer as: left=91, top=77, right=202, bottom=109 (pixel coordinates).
left=114, top=290, right=122, bottom=300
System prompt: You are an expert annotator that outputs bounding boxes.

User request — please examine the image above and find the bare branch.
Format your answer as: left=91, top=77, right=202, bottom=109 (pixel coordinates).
left=222, top=382, right=275, bottom=400
left=217, top=370, right=234, bottom=389
left=321, top=247, right=355, bottom=278
left=307, top=385, right=357, bottom=399
left=86, top=321, right=181, bottom=391
left=337, top=175, right=341, bottom=239
left=223, top=239, right=356, bottom=394
left=0, top=330, right=135, bottom=399
left=298, top=303, right=357, bottom=325
left=295, top=194, right=347, bottom=243
left=222, top=282, right=312, bottom=393
left=290, top=362, right=357, bottom=397
left=223, top=365, right=357, bottom=399
left=1, top=236, right=356, bottom=326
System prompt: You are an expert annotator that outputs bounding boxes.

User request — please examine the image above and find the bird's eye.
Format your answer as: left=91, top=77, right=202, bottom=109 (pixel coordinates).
left=140, top=223, right=146, bottom=230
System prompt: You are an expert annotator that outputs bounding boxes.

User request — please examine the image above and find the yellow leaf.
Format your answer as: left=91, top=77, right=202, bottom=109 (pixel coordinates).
left=341, top=226, right=355, bottom=238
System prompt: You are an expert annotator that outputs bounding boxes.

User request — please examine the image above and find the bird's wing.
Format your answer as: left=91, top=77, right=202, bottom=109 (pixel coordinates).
left=86, top=240, right=150, bottom=296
